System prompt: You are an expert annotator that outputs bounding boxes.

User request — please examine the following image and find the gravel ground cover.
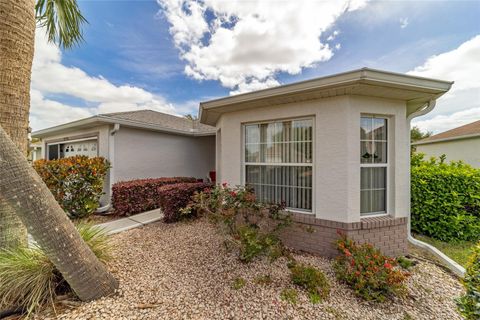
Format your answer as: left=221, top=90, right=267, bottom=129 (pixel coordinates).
left=41, top=219, right=463, bottom=320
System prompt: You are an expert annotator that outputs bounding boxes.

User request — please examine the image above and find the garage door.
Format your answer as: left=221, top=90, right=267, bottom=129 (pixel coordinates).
left=63, top=141, right=98, bottom=158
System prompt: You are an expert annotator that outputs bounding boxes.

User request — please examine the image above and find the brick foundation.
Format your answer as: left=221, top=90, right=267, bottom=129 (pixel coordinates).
left=279, top=213, right=408, bottom=257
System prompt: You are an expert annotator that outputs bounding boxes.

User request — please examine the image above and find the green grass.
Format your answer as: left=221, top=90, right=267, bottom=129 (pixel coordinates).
left=414, top=234, right=476, bottom=267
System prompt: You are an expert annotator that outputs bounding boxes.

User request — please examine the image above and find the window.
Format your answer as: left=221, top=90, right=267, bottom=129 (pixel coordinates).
left=244, top=118, right=313, bottom=211
left=360, top=116, right=388, bottom=216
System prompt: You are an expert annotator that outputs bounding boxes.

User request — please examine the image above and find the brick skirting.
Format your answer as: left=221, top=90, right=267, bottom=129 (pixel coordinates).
left=279, top=213, right=408, bottom=257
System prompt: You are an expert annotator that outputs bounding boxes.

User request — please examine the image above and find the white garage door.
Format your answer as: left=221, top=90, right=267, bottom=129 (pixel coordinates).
left=63, top=141, right=98, bottom=158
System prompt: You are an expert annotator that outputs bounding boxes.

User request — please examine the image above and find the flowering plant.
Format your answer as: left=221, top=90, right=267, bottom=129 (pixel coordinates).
left=333, top=233, right=410, bottom=302
left=33, top=156, right=110, bottom=219
left=184, top=183, right=290, bottom=262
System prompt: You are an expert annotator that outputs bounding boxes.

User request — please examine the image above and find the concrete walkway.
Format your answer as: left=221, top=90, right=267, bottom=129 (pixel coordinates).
left=96, top=209, right=163, bottom=235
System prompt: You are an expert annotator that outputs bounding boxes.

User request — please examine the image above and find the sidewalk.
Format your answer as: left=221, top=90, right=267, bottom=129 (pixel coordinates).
left=96, top=209, right=163, bottom=235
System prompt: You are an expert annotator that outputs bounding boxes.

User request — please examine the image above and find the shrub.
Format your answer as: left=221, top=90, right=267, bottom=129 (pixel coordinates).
left=33, top=156, right=110, bottom=219
left=0, top=224, right=113, bottom=316
left=232, top=277, right=246, bottom=290
left=280, top=288, right=298, bottom=305
left=396, top=257, right=415, bottom=270
left=158, top=182, right=212, bottom=223
left=289, top=263, right=330, bottom=303
left=333, top=234, right=410, bottom=302
left=411, top=153, right=480, bottom=241
left=185, top=184, right=291, bottom=262
left=112, top=177, right=197, bottom=216
left=457, top=242, right=480, bottom=319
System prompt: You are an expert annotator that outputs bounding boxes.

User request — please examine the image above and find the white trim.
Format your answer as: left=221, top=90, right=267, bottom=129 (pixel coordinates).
left=200, top=68, right=453, bottom=126
left=241, top=117, right=315, bottom=213
left=360, top=115, right=389, bottom=216
left=46, top=136, right=97, bottom=145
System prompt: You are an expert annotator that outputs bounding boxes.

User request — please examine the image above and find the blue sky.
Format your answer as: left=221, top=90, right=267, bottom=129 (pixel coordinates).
left=31, top=0, right=480, bottom=132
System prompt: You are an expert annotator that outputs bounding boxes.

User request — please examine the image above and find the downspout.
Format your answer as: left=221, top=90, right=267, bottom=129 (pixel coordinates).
left=407, top=100, right=465, bottom=277
left=96, top=123, right=120, bottom=213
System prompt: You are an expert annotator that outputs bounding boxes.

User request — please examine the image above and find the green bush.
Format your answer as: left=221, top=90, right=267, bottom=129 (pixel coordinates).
left=289, top=263, right=330, bottom=303
left=33, top=156, right=110, bottom=219
left=457, top=242, right=480, bottom=319
left=184, top=184, right=290, bottom=263
left=334, top=234, right=410, bottom=302
left=280, top=288, right=298, bottom=305
left=411, top=153, right=480, bottom=241
left=0, top=224, right=113, bottom=316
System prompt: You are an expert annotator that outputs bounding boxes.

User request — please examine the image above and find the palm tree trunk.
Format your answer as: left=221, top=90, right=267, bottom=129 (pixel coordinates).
left=0, top=0, right=35, bottom=248
left=0, top=125, right=119, bottom=300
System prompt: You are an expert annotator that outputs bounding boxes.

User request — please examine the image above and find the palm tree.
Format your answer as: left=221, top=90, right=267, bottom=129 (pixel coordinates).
left=0, top=0, right=117, bottom=299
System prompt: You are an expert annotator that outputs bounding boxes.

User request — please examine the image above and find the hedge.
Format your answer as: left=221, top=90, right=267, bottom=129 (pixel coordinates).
left=411, top=153, right=480, bottom=241
left=457, top=241, right=480, bottom=319
left=158, top=182, right=212, bottom=223
left=33, top=156, right=110, bottom=219
left=112, top=177, right=197, bottom=216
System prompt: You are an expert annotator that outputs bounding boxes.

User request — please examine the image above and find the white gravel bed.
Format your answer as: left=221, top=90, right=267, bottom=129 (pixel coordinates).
left=41, top=219, right=463, bottom=320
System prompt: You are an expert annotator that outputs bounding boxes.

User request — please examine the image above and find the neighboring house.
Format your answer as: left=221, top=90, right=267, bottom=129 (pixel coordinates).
left=199, top=68, right=452, bottom=257
left=413, top=120, right=480, bottom=167
left=32, top=110, right=216, bottom=205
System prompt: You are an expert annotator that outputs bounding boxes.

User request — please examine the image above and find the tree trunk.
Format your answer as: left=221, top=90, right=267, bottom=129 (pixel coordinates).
left=0, top=125, right=119, bottom=300
left=0, top=0, right=35, bottom=248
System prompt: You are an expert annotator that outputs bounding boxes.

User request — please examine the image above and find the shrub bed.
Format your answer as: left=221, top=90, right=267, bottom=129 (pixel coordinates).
left=183, top=184, right=290, bottom=262
left=411, top=153, right=480, bottom=241
left=158, top=182, right=212, bottom=223
left=334, top=234, right=410, bottom=302
left=112, top=177, right=197, bottom=216
left=457, top=241, right=480, bottom=319
left=33, top=156, right=110, bottom=219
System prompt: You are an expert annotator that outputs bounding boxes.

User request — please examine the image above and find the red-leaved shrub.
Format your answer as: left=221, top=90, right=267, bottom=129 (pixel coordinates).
left=158, top=182, right=212, bottom=223
left=112, top=177, right=197, bottom=216
left=333, top=234, right=410, bottom=302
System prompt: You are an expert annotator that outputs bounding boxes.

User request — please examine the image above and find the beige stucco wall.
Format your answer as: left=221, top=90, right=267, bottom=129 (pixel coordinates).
left=113, top=127, right=215, bottom=183
left=416, top=138, right=480, bottom=168
left=216, top=95, right=409, bottom=223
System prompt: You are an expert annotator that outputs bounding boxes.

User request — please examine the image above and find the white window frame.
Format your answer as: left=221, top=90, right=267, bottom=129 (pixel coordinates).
left=360, top=115, right=389, bottom=217
left=241, top=117, right=315, bottom=214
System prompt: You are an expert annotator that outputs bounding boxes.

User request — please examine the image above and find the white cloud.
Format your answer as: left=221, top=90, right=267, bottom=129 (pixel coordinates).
left=412, top=108, right=480, bottom=134
left=158, top=0, right=368, bottom=94
left=399, top=17, right=408, bottom=29
left=31, top=29, right=178, bottom=130
left=409, top=35, right=480, bottom=133
left=327, top=30, right=340, bottom=41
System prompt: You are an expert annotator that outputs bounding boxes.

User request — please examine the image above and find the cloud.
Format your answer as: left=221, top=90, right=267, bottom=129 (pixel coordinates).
left=412, top=108, right=480, bottom=134
left=158, top=0, right=368, bottom=94
left=409, top=35, right=480, bottom=133
left=399, top=17, right=408, bottom=29
left=31, top=29, right=178, bottom=130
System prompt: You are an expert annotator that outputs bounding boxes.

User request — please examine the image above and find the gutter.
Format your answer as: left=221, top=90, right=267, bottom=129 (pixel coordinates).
left=407, top=100, right=465, bottom=277
left=96, top=123, right=120, bottom=214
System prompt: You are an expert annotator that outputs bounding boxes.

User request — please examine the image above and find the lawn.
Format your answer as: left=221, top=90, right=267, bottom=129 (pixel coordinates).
left=413, top=234, right=476, bottom=267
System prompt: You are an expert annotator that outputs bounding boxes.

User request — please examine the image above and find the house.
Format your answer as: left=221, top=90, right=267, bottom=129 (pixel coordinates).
left=199, top=68, right=452, bottom=257
left=32, top=110, right=216, bottom=206
left=413, top=120, right=480, bottom=167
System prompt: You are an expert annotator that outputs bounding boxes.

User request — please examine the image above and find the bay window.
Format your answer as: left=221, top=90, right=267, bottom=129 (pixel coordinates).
left=360, top=116, right=388, bottom=215
left=244, top=118, right=313, bottom=211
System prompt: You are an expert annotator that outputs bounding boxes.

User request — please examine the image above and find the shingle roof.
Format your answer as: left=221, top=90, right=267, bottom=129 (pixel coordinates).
left=417, top=120, right=480, bottom=144
left=99, top=110, right=215, bottom=134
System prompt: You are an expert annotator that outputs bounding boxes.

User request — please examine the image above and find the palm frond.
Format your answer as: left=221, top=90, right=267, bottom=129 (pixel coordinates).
left=35, top=0, right=88, bottom=49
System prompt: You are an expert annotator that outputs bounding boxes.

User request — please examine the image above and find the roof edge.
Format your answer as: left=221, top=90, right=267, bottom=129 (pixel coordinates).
left=32, top=115, right=216, bottom=138
left=413, top=132, right=480, bottom=145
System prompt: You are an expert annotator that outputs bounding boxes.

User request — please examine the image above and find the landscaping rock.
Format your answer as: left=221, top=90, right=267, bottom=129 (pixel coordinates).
left=41, top=219, right=463, bottom=319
